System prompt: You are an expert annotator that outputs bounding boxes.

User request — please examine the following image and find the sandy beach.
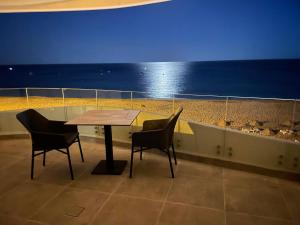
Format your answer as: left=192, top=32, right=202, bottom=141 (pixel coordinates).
left=0, top=96, right=299, bottom=141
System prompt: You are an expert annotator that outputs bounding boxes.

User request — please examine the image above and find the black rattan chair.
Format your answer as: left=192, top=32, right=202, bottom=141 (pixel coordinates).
left=129, top=107, right=183, bottom=178
left=16, top=109, right=84, bottom=180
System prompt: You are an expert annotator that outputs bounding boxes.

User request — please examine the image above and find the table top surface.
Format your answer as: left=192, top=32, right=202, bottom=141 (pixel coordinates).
left=66, top=109, right=140, bottom=126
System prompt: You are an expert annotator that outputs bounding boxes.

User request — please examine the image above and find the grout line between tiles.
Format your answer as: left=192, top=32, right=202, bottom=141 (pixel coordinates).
left=25, top=218, right=48, bottom=225
left=29, top=179, right=74, bottom=220
left=115, top=192, right=165, bottom=203
left=226, top=210, right=293, bottom=223
left=277, top=180, right=296, bottom=225
left=224, top=174, right=294, bottom=223
left=164, top=200, right=225, bottom=213
left=0, top=211, right=28, bottom=224
left=222, top=168, right=227, bottom=225
left=154, top=160, right=179, bottom=225
left=0, top=155, right=26, bottom=168
left=0, top=198, right=49, bottom=225
left=175, top=171, right=224, bottom=180
left=86, top=175, right=125, bottom=225
left=0, top=181, right=21, bottom=199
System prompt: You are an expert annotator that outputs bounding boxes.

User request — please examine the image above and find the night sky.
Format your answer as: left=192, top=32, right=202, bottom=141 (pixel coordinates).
left=0, top=0, right=299, bottom=65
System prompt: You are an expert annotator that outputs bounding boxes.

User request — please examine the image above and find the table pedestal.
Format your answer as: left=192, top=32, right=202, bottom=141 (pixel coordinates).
left=91, top=125, right=127, bottom=175
left=91, top=160, right=127, bottom=175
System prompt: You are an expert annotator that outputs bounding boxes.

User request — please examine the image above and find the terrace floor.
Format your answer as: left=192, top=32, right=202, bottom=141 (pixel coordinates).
left=0, top=137, right=300, bottom=225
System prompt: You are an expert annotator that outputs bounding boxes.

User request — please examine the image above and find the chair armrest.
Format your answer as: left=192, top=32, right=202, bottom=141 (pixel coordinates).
left=132, top=129, right=167, bottom=149
left=143, top=119, right=169, bottom=131
left=48, top=120, right=78, bottom=133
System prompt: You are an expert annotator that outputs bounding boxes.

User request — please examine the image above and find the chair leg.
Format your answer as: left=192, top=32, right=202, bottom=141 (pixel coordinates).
left=43, top=150, right=46, bottom=166
left=66, top=148, right=74, bottom=180
left=140, top=146, right=143, bottom=160
left=77, top=136, right=84, bottom=162
left=31, top=150, right=35, bottom=179
left=167, top=148, right=175, bottom=178
left=129, top=145, right=134, bottom=178
left=172, top=142, right=177, bottom=165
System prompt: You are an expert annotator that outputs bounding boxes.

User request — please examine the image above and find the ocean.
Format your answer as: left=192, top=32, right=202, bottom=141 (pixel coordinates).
left=0, top=59, right=299, bottom=99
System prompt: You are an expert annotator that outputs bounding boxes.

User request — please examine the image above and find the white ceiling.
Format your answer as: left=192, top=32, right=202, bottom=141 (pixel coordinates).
left=0, top=0, right=169, bottom=13
left=0, top=0, right=67, bottom=6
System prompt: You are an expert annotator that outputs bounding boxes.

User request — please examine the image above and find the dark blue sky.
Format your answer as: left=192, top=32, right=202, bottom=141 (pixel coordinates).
left=0, top=0, right=299, bottom=64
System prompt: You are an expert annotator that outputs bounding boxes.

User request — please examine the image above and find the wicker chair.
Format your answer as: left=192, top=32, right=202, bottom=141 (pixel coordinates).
left=129, top=107, right=183, bottom=178
left=16, top=109, right=84, bottom=180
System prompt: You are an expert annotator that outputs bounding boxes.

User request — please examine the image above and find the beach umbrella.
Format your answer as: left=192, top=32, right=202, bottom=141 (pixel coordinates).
left=0, top=0, right=170, bottom=13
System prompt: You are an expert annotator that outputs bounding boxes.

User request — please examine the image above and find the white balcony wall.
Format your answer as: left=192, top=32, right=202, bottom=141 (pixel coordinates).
left=0, top=110, right=26, bottom=135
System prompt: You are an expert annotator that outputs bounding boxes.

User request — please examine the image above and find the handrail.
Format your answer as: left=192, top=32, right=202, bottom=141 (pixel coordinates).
left=0, top=88, right=27, bottom=90
left=0, top=87, right=299, bottom=101
left=24, top=87, right=62, bottom=90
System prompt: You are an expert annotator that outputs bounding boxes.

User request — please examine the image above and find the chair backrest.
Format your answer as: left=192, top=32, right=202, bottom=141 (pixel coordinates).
left=165, top=107, right=183, bottom=147
left=16, top=109, right=49, bottom=133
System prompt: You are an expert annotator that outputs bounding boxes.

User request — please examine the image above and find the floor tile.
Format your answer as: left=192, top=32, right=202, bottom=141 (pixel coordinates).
left=22, top=221, right=48, bottom=225
left=0, top=137, right=298, bottom=225
left=33, top=160, right=88, bottom=186
left=279, top=180, right=300, bottom=224
left=0, top=182, right=64, bottom=219
left=158, top=202, right=224, bottom=225
left=223, top=169, right=278, bottom=188
left=177, top=161, right=222, bottom=178
left=4, top=217, right=47, bottom=225
left=32, top=187, right=109, bottom=225
left=71, top=172, right=124, bottom=193
left=70, top=149, right=129, bottom=193
left=0, top=161, right=31, bottom=197
left=129, top=154, right=175, bottom=178
left=0, top=139, right=31, bottom=157
left=116, top=176, right=172, bottom=201
left=167, top=175, right=224, bottom=210
left=0, top=214, right=24, bottom=225
left=91, top=195, right=162, bottom=225
left=0, top=154, right=24, bottom=170
left=115, top=155, right=174, bottom=201
left=226, top=212, right=292, bottom=225
left=225, top=180, right=290, bottom=219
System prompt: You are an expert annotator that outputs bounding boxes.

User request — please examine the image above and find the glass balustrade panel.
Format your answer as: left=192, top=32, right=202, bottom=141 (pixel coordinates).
left=174, top=94, right=227, bottom=126
left=27, top=88, right=64, bottom=120
left=0, top=88, right=27, bottom=111
left=96, top=90, right=131, bottom=110
left=294, top=100, right=300, bottom=142
left=131, top=91, right=173, bottom=127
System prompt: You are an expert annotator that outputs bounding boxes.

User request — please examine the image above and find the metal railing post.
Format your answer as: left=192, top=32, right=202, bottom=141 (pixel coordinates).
left=292, top=99, right=297, bottom=129
left=225, top=97, right=229, bottom=124
left=131, top=91, right=133, bottom=109
left=98, top=90, right=101, bottom=109
left=61, top=88, right=67, bottom=120
left=223, top=96, right=229, bottom=157
left=96, top=89, right=98, bottom=109
left=25, top=88, right=29, bottom=109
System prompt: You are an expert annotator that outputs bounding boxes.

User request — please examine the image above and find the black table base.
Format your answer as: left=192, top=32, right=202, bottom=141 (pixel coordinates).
left=91, top=160, right=127, bottom=175
left=91, top=125, right=128, bottom=175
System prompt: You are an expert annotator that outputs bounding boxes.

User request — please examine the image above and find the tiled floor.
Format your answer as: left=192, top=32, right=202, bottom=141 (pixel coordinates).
left=0, top=137, right=299, bottom=225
